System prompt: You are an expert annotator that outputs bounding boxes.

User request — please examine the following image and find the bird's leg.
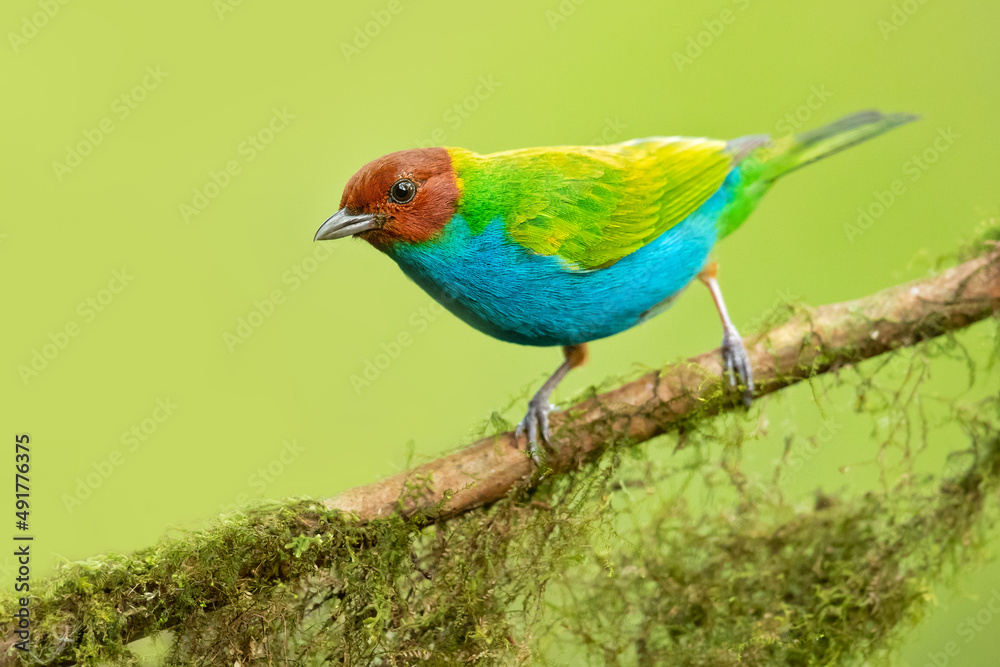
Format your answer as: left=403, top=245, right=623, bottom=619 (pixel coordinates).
left=698, top=262, right=754, bottom=407
left=516, top=343, right=589, bottom=464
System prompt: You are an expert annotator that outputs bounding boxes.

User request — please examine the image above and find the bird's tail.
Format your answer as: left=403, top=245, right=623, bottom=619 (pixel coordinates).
left=756, top=110, right=919, bottom=182
left=715, top=110, right=918, bottom=239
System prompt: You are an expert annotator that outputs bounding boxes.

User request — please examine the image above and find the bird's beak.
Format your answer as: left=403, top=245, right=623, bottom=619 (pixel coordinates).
left=314, top=209, right=380, bottom=241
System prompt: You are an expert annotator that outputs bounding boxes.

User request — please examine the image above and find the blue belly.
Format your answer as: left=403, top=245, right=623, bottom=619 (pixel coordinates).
left=387, top=173, right=737, bottom=347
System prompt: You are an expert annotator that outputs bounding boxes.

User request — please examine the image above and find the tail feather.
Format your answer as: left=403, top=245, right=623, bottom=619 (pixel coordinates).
left=715, top=110, right=918, bottom=239
left=759, top=110, right=919, bottom=180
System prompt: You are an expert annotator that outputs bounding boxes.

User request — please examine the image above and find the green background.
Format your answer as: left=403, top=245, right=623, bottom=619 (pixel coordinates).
left=2, top=0, right=998, bottom=663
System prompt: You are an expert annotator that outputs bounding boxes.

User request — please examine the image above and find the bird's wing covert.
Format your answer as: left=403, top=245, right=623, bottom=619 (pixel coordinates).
left=453, top=139, right=734, bottom=270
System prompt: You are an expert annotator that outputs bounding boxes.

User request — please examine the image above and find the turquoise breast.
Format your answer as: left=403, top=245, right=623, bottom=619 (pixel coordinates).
left=386, top=171, right=738, bottom=347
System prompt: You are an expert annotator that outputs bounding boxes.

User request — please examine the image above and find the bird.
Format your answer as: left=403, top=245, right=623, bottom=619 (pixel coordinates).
left=315, top=110, right=917, bottom=463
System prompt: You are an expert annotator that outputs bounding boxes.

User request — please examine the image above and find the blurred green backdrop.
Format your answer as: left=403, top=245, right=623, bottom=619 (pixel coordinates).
left=2, top=0, right=998, bottom=663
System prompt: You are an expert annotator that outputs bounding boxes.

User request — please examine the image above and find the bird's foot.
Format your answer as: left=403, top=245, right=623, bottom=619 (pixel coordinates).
left=515, top=396, right=552, bottom=465
left=721, top=325, right=754, bottom=407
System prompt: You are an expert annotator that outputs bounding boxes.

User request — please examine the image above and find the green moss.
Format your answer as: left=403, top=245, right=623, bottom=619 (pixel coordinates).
left=2, top=266, right=998, bottom=666
left=547, top=425, right=1000, bottom=666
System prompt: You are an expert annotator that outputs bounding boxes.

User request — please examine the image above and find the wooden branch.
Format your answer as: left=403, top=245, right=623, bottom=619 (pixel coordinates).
left=325, top=248, right=1000, bottom=521
left=2, top=249, right=997, bottom=665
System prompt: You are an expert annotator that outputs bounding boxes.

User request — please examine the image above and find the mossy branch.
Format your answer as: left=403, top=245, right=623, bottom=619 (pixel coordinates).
left=327, top=247, right=1000, bottom=521
left=2, top=247, right=998, bottom=666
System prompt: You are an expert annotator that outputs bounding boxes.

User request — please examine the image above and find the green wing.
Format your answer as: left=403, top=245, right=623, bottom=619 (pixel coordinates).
left=448, top=138, right=733, bottom=270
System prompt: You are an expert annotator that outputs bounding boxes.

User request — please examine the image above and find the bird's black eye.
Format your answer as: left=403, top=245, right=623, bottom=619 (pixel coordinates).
left=388, top=178, right=417, bottom=204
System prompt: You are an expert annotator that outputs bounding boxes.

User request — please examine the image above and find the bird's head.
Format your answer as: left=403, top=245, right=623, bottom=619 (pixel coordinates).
left=314, top=147, right=460, bottom=249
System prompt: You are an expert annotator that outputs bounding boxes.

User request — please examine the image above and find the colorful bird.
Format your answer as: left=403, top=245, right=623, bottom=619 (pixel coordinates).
left=315, top=110, right=916, bottom=462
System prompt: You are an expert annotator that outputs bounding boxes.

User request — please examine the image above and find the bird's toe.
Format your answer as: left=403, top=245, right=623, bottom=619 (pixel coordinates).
left=516, top=399, right=552, bottom=465
left=721, top=326, right=754, bottom=406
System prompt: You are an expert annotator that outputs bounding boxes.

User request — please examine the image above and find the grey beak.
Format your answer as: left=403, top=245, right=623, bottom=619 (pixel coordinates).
left=314, top=209, right=380, bottom=241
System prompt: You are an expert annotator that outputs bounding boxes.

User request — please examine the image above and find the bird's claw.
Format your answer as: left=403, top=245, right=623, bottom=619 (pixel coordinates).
left=515, top=397, right=552, bottom=465
left=721, top=325, right=754, bottom=407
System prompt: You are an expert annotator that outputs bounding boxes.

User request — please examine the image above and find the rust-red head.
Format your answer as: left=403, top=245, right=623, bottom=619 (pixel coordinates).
left=314, top=147, right=460, bottom=249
